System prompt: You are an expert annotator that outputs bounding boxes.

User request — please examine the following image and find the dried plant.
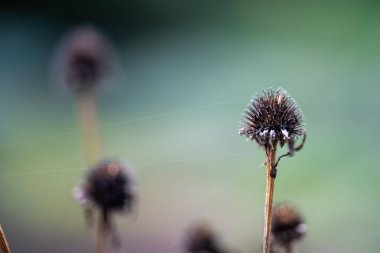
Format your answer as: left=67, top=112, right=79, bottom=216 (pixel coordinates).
left=239, top=88, right=306, bottom=253
left=271, top=203, right=307, bottom=253
left=74, top=159, right=136, bottom=253
left=55, top=25, right=114, bottom=164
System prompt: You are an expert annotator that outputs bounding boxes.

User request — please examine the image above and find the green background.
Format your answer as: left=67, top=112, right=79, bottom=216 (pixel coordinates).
left=0, top=1, right=379, bottom=252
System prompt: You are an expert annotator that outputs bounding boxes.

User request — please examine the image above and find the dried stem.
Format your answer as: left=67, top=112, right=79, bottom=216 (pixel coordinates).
left=76, top=89, right=103, bottom=165
left=263, top=147, right=276, bottom=253
left=95, top=216, right=108, bottom=253
left=76, top=89, right=106, bottom=253
left=0, top=225, right=11, bottom=253
left=284, top=242, right=294, bottom=253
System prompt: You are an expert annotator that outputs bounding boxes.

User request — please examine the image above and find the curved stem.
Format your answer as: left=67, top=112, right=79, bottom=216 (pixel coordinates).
left=274, top=132, right=307, bottom=168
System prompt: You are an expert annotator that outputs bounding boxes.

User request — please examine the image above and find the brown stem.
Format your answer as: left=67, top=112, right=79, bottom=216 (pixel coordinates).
left=263, top=147, right=276, bottom=253
left=76, top=89, right=103, bottom=165
left=0, top=225, right=11, bottom=253
left=284, top=242, right=294, bottom=253
left=95, top=216, right=108, bottom=253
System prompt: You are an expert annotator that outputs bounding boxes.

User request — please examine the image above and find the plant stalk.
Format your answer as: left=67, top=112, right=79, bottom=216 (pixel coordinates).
left=0, top=225, right=11, bottom=253
left=76, top=89, right=103, bottom=165
left=263, top=147, right=276, bottom=253
left=285, top=242, right=294, bottom=253
left=76, top=89, right=106, bottom=253
left=95, top=216, right=108, bottom=253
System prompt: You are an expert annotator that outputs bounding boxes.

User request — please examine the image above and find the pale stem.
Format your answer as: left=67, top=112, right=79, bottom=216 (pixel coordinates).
left=76, top=89, right=103, bottom=165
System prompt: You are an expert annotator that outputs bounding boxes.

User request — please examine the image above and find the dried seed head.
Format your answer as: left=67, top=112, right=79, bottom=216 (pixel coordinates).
left=271, top=203, right=307, bottom=245
left=184, top=223, right=226, bottom=253
left=74, top=159, right=135, bottom=223
left=55, top=25, right=113, bottom=93
left=239, top=88, right=305, bottom=150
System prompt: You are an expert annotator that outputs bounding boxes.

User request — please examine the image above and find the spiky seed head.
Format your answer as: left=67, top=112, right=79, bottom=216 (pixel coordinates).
left=184, top=223, right=226, bottom=253
left=239, top=87, right=305, bottom=149
left=74, top=159, right=135, bottom=222
left=271, top=203, right=307, bottom=245
left=55, top=25, right=112, bottom=93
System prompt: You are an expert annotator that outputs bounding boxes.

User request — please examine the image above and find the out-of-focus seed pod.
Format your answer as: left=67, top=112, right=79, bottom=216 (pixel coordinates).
left=271, top=203, right=307, bottom=253
left=183, top=223, right=227, bottom=253
left=75, top=159, right=136, bottom=223
left=55, top=25, right=113, bottom=93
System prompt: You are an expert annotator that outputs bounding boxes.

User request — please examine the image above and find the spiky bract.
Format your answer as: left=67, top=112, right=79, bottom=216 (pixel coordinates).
left=239, top=88, right=304, bottom=149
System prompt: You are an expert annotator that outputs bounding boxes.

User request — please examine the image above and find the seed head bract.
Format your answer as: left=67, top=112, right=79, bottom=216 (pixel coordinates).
left=239, top=87, right=305, bottom=151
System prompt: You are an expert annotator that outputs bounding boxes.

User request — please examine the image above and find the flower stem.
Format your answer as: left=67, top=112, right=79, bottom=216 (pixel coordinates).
left=76, top=89, right=103, bottom=165
left=95, top=216, right=108, bottom=253
left=0, top=225, right=11, bottom=253
left=263, top=147, right=276, bottom=253
left=285, top=242, right=294, bottom=253
left=76, top=89, right=106, bottom=253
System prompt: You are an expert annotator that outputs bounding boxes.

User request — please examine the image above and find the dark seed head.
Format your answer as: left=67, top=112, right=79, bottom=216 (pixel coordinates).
left=74, top=159, right=135, bottom=221
left=239, top=88, right=305, bottom=149
left=184, top=223, right=226, bottom=253
left=56, top=26, right=112, bottom=93
left=271, top=203, right=307, bottom=245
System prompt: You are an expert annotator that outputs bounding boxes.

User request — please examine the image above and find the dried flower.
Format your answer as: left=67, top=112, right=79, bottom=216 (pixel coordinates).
left=55, top=25, right=113, bottom=93
left=271, top=203, right=307, bottom=246
left=238, top=87, right=306, bottom=253
left=184, top=223, right=227, bottom=253
left=74, top=159, right=135, bottom=224
left=239, top=87, right=305, bottom=155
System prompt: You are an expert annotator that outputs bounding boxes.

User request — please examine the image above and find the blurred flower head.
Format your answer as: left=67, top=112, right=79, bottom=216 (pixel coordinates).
left=183, top=223, right=226, bottom=253
left=239, top=88, right=305, bottom=150
left=54, top=25, right=113, bottom=93
left=271, top=203, right=307, bottom=245
left=74, top=159, right=135, bottom=222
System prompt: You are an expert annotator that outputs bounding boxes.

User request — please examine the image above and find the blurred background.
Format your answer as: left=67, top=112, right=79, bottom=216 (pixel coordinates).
left=0, top=0, right=380, bottom=252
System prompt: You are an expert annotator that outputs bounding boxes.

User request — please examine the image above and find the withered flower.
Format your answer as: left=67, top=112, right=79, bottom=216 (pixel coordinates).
left=184, top=223, right=227, bottom=253
left=239, top=87, right=305, bottom=155
left=271, top=203, right=307, bottom=253
left=75, top=159, right=135, bottom=224
left=238, top=87, right=306, bottom=253
left=56, top=25, right=112, bottom=93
